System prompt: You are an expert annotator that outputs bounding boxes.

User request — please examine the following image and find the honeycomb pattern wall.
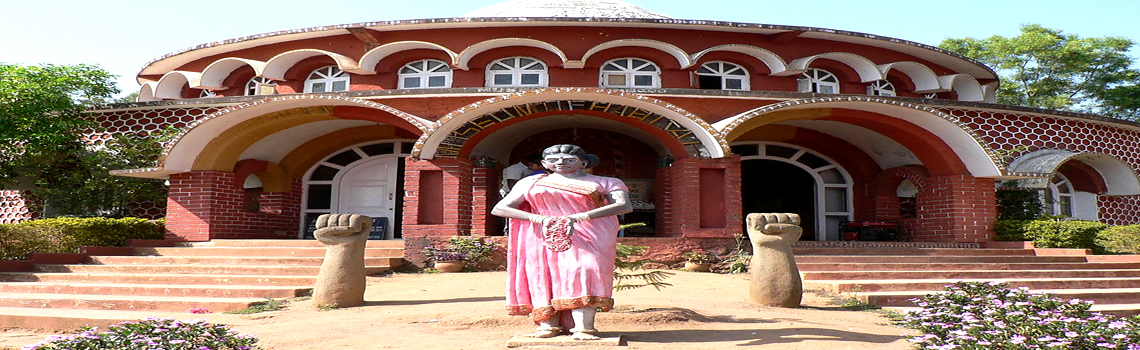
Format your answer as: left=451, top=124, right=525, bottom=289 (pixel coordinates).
left=0, top=190, right=37, bottom=224
left=83, top=106, right=223, bottom=144
left=948, top=108, right=1140, bottom=168
left=949, top=108, right=1140, bottom=224
left=0, top=107, right=225, bottom=224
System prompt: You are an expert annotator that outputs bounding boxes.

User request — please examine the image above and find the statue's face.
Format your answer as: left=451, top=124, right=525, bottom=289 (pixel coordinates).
left=542, top=153, right=585, bottom=174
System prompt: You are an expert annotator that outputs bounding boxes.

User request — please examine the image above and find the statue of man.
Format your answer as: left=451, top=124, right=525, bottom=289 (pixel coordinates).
left=492, top=144, right=633, bottom=341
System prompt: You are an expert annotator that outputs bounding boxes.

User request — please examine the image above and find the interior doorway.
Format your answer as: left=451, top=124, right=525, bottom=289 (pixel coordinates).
left=741, top=160, right=817, bottom=240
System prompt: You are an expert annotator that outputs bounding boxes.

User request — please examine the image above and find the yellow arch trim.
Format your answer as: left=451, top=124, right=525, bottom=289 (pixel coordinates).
left=192, top=106, right=336, bottom=171
left=724, top=109, right=833, bottom=141
left=279, top=125, right=405, bottom=179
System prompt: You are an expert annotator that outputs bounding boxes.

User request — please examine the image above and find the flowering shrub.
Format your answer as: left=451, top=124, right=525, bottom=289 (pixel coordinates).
left=902, top=281, right=1140, bottom=349
left=24, top=317, right=260, bottom=350
left=423, top=236, right=500, bottom=265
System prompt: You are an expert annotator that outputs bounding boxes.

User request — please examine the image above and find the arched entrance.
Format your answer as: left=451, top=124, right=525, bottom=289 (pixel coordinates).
left=301, top=140, right=414, bottom=239
left=734, top=141, right=853, bottom=240
left=741, top=159, right=817, bottom=239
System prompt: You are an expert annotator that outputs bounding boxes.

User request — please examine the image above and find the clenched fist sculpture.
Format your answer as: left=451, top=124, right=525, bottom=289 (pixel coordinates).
left=747, top=213, right=803, bottom=308
left=312, top=214, right=373, bottom=309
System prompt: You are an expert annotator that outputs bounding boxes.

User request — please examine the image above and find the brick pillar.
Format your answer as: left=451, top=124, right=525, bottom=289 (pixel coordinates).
left=400, top=158, right=474, bottom=238
left=166, top=171, right=302, bottom=241
left=166, top=171, right=232, bottom=241
left=469, top=164, right=499, bottom=236
left=657, top=156, right=742, bottom=238
left=911, top=175, right=997, bottom=242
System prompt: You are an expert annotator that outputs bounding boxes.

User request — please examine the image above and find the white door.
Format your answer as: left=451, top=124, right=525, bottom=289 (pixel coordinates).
left=337, top=158, right=399, bottom=239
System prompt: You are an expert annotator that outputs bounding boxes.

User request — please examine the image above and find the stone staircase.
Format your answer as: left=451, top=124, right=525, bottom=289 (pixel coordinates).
left=0, top=239, right=404, bottom=330
left=795, top=242, right=1140, bottom=316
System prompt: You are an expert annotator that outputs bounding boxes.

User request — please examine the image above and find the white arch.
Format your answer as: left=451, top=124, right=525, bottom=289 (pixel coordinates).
left=689, top=44, right=792, bottom=75
left=415, top=88, right=728, bottom=159
left=982, top=81, right=999, bottom=103
left=455, top=38, right=568, bottom=70
left=1076, top=153, right=1140, bottom=195
left=878, top=61, right=942, bottom=92
left=262, top=49, right=374, bottom=81
left=938, top=74, right=985, bottom=102
left=580, top=39, right=693, bottom=68
left=789, top=52, right=884, bottom=83
left=715, top=96, right=1002, bottom=178
left=360, top=41, right=459, bottom=71
left=153, top=71, right=202, bottom=100
left=198, top=58, right=268, bottom=90
left=137, top=82, right=159, bottom=102
left=161, top=95, right=431, bottom=174
left=1009, top=149, right=1140, bottom=195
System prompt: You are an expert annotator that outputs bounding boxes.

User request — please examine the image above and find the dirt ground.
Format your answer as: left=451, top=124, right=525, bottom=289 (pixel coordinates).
left=2, top=271, right=915, bottom=350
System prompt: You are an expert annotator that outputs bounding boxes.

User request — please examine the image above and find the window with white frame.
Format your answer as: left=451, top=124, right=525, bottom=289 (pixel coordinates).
left=398, top=59, right=452, bottom=89
left=246, top=77, right=278, bottom=96
left=486, top=57, right=547, bottom=87
left=1043, top=174, right=1074, bottom=217
left=866, top=80, right=896, bottom=97
left=199, top=90, right=216, bottom=98
left=696, top=61, right=749, bottom=90
left=304, top=66, right=350, bottom=93
left=600, top=58, right=660, bottom=88
left=797, top=68, right=839, bottom=94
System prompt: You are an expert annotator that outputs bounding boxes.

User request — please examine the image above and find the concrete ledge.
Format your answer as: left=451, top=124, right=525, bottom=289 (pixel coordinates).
left=506, top=334, right=624, bottom=347
left=981, top=241, right=1035, bottom=249
left=1033, top=248, right=1090, bottom=256
left=1087, top=255, right=1140, bottom=263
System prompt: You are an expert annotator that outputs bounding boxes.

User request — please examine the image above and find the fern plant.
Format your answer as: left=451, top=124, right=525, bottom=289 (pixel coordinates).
left=613, top=243, right=674, bottom=291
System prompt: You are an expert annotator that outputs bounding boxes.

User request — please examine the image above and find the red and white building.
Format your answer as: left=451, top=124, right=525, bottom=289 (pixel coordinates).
left=7, top=0, right=1140, bottom=251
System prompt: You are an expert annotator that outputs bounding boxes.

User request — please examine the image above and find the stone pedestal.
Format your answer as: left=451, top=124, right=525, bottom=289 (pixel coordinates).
left=746, top=213, right=803, bottom=308
left=312, top=214, right=372, bottom=309
left=506, top=334, right=624, bottom=347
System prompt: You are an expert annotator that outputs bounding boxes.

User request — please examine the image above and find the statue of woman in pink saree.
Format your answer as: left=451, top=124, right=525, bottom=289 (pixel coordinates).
left=491, top=144, right=633, bottom=341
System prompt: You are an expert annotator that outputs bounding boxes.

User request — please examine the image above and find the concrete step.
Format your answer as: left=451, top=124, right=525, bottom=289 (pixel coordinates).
left=0, top=292, right=265, bottom=313
left=797, top=262, right=1140, bottom=271
left=805, top=277, right=1140, bottom=293
left=0, top=307, right=191, bottom=330
left=0, top=272, right=319, bottom=286
left=177, top=239, right=405, bottom=248
left=0, top=281, right=311, bottom=298
left=801, top=269, right=1140, bottom=280
left=792, top=247, right=1036, bottom=256
left=32, top=264, right=392, bottom=276
left=132, top=246, right=404, bottom=257
left=795, top=255, right=1089, bottom=264
left=856, top=287, right=1140, bottom=307
left=88, top=255, right=401, bottom=267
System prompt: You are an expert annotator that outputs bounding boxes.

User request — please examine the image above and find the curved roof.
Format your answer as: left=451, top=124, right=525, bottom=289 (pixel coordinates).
left=462, top=0, right=670, bottom=19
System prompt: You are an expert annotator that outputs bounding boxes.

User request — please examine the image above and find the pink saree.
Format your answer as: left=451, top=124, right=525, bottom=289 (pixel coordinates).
left=504, top=174, right=628, bottom=324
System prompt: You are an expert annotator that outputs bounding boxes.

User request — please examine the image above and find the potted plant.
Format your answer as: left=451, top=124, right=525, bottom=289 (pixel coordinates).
left=681, top=250, right=713, bottom=272
left=423, top=236, right=500, bottom=272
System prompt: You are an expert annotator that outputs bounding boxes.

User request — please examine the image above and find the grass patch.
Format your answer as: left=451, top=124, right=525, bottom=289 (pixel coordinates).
left=225, top=297, right=287, bottom=314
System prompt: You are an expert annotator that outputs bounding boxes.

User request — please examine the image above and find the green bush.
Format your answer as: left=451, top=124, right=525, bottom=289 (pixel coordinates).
left=992, top=220, right=1033, bottom=241
left=1097, top=224, right=1140, bottom=254
left=0, top=217, right=163, bottom=260
left=992, top=218, right=1107, bottom=250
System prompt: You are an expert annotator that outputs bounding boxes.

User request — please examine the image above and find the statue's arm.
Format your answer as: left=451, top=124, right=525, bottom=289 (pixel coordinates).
left=491, top=177, right=537, bottom=221
left=571, top=190, right=633, bottom=222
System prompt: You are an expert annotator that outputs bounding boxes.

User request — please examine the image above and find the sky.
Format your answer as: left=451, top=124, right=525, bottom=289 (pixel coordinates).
left=3, top=0, right=1138, bottom=97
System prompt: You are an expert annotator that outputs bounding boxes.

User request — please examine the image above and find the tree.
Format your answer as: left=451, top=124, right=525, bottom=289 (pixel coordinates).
left=1, top=63, right=168, bottom=217
left=0, top=63, right=118, bottom=183
left=940, top=24, right=1140, bottom=120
